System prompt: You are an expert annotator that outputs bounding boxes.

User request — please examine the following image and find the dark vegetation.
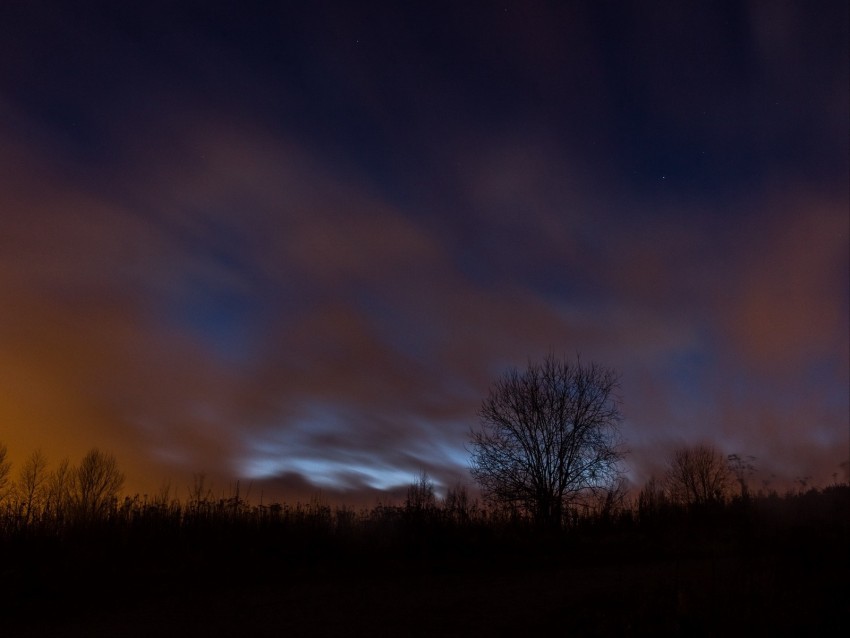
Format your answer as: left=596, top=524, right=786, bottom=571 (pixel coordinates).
left=0, top=359, right=846, bottom=635
left=0, top=442, right=848, bottom=637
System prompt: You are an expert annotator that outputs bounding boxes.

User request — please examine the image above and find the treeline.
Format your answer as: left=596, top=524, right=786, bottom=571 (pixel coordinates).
left=0, top=441, right=847, bottom=540
left=0, top=444, right=126, bottom=532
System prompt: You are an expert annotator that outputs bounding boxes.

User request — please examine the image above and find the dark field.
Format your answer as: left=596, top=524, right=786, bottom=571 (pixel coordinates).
left=3, top=488, right=848, bottom=637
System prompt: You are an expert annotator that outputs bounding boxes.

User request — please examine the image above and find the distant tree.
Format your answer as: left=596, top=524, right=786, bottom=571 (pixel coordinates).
left=71, top=448, right=125, bottom=521
left=664, top=443, right=730, bottom=506
left=45, top=457, right=72, bottom=520
left=15, top=449, right=49, bottom=525
left=469, top=355, right=625, bottom=529
left=726, top=453, right=757, bottom=499
left=592, top=476, right=629, bottom=520
left=637, top=475, right=668, bottom=521
left=405, top=471, right=436, bottom=513
left=444, top=482, right=472, bottom=523
left=0, top=442, right=11, bottom=505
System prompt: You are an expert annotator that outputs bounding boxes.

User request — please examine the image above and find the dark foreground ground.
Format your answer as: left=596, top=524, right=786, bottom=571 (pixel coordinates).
left=6, top=558, right=843, bottom=637
left=2, top=495, right=848, bottom=637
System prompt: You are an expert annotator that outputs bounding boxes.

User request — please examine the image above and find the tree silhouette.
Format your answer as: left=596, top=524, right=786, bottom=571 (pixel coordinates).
left=444, top=482, right=472, bottom=523
left=0, top=442, right=11, bottom=505
left=637, top=475, right=668, bottom=521
left=15, top=449, right=48, bottom=525
left=726, top=453, right=757, bottom=499
left=405, top=471, right=436, bottom=513
left=469, top=355, right=624, bottom=528
left=45, top=457, right=72, bottom=521
left=664, top=443, right=730, bottom=505
left=71, top=448, right=125, bottom=521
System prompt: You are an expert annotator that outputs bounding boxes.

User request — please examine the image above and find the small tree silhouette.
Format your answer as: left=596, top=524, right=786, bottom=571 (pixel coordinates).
left=727, top=453, right=757, bottom=499
left=45, top=457, right=72, bottom=522
left=637, top=475, right=668, bottom=521
left=444, top=483, right=472, bottom=523
left=405, top=471, right=436, bottom=513
left=0, top=442, right=11, bottom=506
left=70, top=448, right=125, bottom=522
left=15, top=449, right=48, bottom=525
left=665, top=443, right=730, bottom=506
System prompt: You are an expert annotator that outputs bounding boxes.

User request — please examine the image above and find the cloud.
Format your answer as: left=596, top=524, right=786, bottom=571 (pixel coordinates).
left=718, top=197, right=849, bottom=372
left=1, top=16, right=846, bottom=506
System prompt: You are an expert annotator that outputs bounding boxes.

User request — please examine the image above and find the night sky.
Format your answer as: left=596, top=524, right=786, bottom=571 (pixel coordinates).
left=1, top=1, right=847, bottom=502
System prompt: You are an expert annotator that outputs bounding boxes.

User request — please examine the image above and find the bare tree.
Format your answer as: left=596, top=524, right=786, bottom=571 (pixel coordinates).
left=444, top=482, right=472, bottom=523
left=637, top=475, right=668, bottom=521
left=469, top=355, right=625, bottom=529
left=405, top=471, right=436, bottom=513
left=71, top=448, right=125, bottom=521
left=726, top=453, right=757, bottom=499
left=45, top=457, right=72, bottom=520
left=664, top=443, right=730, bottom=506
left=15, top=449, right=49, bottom=525
left=0, top=442, right=11, bottom=506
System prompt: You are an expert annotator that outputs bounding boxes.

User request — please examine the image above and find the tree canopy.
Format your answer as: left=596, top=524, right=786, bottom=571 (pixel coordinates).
left=469, top=354, right=625, bottom=528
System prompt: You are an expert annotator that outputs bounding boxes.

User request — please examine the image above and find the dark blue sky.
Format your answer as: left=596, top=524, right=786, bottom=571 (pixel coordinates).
left=1, top=1, right=847, bottom=500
